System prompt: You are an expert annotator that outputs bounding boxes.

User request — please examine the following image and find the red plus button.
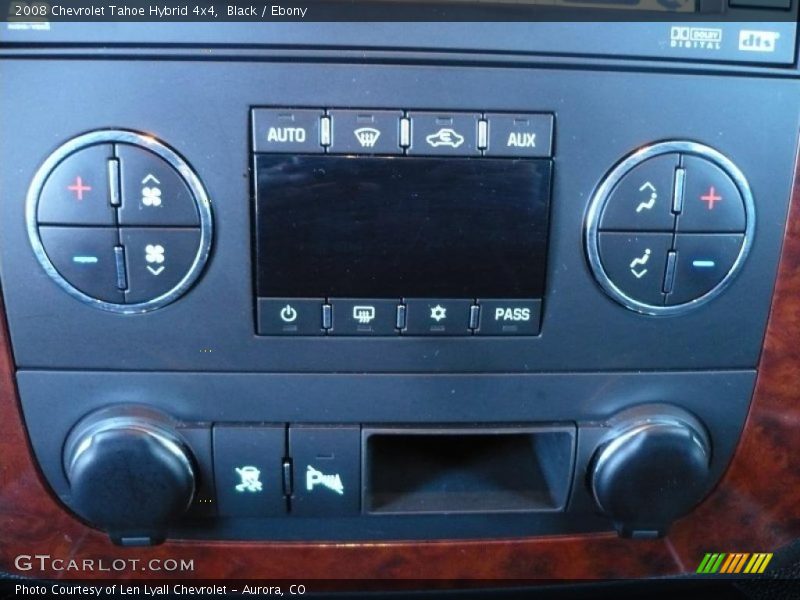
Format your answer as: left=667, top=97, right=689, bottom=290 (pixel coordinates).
left=700, top=186, right=723, bottom=210
left=677, top=156, right=745, bottom=233
left=37, top=144, right=116, bottom=225
left=66, top=176, right=92, bottom=201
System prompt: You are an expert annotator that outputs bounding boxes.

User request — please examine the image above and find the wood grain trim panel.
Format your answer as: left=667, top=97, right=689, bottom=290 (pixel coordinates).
left=1, top=150, right=798, bottom=582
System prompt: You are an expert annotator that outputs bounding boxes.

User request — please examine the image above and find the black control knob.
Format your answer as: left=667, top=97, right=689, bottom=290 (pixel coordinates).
left=63, top=406, right=196, bottom=545
left=589, top=406, right=711, bottom=537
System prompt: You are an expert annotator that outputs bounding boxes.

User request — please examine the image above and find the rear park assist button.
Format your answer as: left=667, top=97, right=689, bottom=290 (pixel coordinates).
left=476, top=300, right=542, bottom=335
left=257, top=298, right=325, bottom=335
left=289, top=426, right=361, bottom=517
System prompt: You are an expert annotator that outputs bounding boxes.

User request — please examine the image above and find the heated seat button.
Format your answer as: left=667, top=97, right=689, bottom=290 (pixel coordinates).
left=213, top=425, right=287, bottom=518
left=39, top=227, right=123, bottom=303
left=600, top=154, right=678, bottom=232
left=598, top=233, right=673, bottom=306
left=408, top=112, right=481, bottom=157
left=289, top=426, right=360, bottom=517
left=667, top=234, right=744, bottom=305
left=677, top=156, right=746, bottom=233
left=329, top=299, right=399, bottom=335
left=484, top=113, right=553, bottom=158
left=328, top=110, right=403, bottom=155
left=117, top=144, right=199, bottom=226
left=120, top=228, right=201, bottom=303
left=476, top=299, right=542, bottom=335
left=403, top=299, right=473, bottom=335
left=257, top=298, right=326, bottom=335
left=38, top=144, right=116, bottom=225
left=252, top=108, right=324, bottom=153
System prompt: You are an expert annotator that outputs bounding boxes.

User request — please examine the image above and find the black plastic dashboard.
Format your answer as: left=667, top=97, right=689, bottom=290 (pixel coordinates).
left=1, top=13, right=799, bottom=545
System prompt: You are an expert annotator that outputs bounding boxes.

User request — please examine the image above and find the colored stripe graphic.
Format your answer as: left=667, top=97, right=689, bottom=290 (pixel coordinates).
left=744, top=553, right=773, bottom=574
left=697, top=553, right=726, bottom=573
left=697, top=553, right=773, bottom=574
left=720, top=553, right=749, bottom=573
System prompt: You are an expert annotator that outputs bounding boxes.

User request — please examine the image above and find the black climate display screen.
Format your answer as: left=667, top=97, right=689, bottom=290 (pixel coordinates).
left=254, top=155, right=552, bottom=298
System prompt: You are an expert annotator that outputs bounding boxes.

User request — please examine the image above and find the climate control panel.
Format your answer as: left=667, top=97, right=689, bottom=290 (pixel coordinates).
left=26, top=131, right=213, bottom=313
left=585, top=142, right=754, bottom=315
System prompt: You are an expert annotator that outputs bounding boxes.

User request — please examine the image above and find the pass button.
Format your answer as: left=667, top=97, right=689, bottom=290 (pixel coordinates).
left=476, top=299, right=542, bottom=335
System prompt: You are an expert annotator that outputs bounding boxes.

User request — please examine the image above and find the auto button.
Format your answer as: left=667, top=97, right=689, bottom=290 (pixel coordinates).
left=252, top=108, right=324, bottom=154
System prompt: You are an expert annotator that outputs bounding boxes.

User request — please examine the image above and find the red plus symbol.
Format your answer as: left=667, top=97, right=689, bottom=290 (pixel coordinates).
left=700, top=186, right=723, bottom=210
left=66, top=176, right=92, bottom=201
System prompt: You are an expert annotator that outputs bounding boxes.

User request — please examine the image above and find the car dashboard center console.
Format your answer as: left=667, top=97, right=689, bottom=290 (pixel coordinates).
left=1, top=9, right=799, bottom=547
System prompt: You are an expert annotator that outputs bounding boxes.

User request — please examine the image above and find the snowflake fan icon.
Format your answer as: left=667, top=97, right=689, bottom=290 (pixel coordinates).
left=145, top=244, right=165, bottom=264
left=142, top=186, right=162, bottom=207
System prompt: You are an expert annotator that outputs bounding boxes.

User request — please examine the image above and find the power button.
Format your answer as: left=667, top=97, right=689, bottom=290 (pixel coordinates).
left=257, top=298, right=325, bottom=335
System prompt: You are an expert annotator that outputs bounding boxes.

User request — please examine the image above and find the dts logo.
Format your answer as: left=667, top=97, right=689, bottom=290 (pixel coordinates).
left=494, top=307, right=531, bottom=322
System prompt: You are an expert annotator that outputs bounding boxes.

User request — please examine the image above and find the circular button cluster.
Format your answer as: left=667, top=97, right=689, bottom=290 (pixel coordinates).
left=26, top=130, right=212, bottom=313
left=585, top=142, right=754, bottom=315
